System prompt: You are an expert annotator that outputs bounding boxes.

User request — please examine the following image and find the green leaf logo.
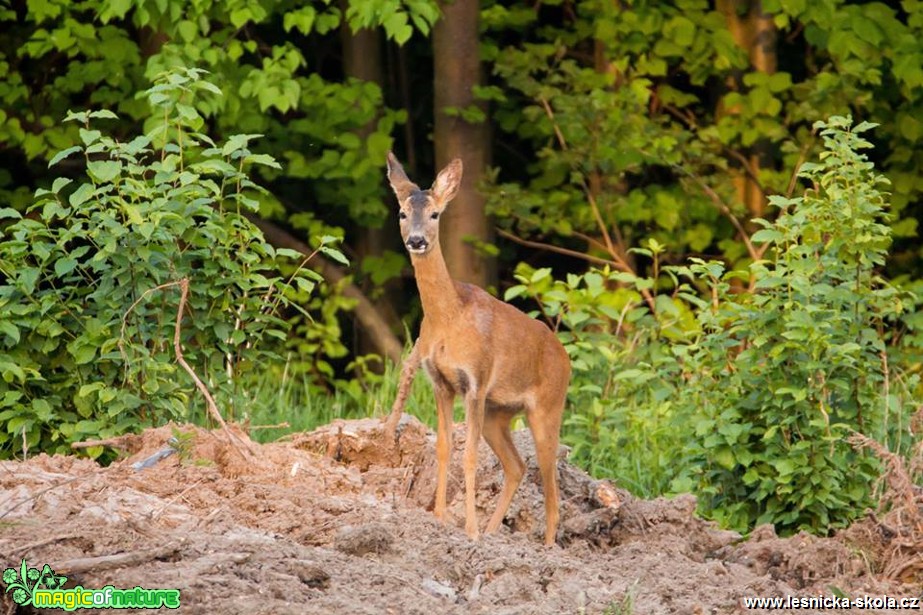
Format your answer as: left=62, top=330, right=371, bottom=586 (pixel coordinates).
left=2, top=559, right=69, bottom=607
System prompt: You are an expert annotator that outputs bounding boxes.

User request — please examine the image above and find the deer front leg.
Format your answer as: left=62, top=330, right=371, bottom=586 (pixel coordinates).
left=433, top=384, right=455, bottom=522
left=463, top=387, right=487, bottom=540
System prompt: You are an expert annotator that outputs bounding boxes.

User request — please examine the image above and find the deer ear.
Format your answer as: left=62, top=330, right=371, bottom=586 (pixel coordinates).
left=386, top=152, right=418, bottom=203
left=432, top=158, right=463, bottom=206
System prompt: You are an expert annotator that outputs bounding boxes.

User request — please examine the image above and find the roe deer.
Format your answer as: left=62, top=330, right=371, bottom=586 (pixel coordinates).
left=383, top=152, right=571, bottom=545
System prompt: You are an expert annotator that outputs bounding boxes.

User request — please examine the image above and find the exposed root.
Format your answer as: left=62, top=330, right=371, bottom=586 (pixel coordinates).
left=848, top=432, right=923, bottom=583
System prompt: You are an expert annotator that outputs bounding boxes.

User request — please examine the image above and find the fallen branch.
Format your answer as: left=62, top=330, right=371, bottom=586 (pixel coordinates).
left=70, top=435, right=136, bottom=451
left=384, top=340, right=421, bottom=439
left=118, top=278, right=255, bottom=460
left=52, top=545, right=180, bottom=575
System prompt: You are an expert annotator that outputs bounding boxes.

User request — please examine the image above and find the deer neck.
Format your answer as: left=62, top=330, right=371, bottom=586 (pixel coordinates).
left=411, top=241, right=462, bottom=324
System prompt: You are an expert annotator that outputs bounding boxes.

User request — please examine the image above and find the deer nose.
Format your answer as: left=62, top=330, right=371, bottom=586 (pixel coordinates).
left=406, top=235, right=428, bottom=251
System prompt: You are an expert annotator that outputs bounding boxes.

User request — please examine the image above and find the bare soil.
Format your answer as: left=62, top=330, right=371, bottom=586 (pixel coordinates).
left=0, top=417, right=919, bottom=614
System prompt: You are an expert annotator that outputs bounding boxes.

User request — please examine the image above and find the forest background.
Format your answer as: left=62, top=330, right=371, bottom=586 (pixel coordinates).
left=0, top=0, right=922, bottom=535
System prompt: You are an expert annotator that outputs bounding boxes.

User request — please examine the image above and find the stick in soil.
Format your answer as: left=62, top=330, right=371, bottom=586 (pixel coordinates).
left=173, top=278, right=254, bottom=459
left=52, top=545, right=181, bottom=575
left=118, top=278, right=255, bottom=460
left=71, top=435, right=137, bottom=451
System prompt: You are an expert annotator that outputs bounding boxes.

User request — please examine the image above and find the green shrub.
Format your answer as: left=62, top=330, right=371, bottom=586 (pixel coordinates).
left=514, top=116, right=920, bottom=533
left=675, top=116, right=911, bottom=533
left=505, top=243, right=695, bottom=497
left=0, top=67, right=342, bottom=460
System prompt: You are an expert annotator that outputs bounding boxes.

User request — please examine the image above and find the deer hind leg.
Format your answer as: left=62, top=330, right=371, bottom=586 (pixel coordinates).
left=527, top=401, right=564, bottom=546
left=384, top=340, right=421, bottom=439
left=433, top=384, right=455, bottom=522
left=483, top=409, right=525, bottom=535
left=462, top=387, right=487, bottom=540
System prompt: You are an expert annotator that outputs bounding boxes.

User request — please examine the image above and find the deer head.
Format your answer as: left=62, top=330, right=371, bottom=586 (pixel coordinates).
left=386, top=152, right=463, bottom=255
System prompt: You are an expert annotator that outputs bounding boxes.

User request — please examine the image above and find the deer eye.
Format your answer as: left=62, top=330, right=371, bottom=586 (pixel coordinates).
left=430, top=212, right=440, bottom=220
left=399, top=211, right=408, bottom=220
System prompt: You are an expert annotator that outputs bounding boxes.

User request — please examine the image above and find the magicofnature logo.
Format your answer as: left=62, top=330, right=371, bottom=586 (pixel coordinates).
left=3, top=559, right=67, bottom=606
left=3, top=559, right=180, bottom=610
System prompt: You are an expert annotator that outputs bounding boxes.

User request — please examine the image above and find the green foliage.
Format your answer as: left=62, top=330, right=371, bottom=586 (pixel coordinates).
left=506, top=259, right=691, bottom=497
left=483, top=0, right=923, bottom=275
left=0, top=0, right=440, bottom=264
left=675, top=117, right=912, bottom=533
left=516, top=117, right=921, bottom=533
left=0, top=67, right=343, bottom=460
left=240, top=348, right=438, bottom=443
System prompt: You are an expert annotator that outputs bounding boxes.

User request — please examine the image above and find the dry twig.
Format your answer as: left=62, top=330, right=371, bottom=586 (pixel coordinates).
left=52, top=545, right=180, bottom=575
left=172, top=278, right=255, bottom=460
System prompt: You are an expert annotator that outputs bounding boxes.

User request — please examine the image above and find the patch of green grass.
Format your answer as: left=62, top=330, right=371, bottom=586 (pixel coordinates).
left=224, top=354, right=444, bottom=443
left=601, top=594, right=634, bottom=615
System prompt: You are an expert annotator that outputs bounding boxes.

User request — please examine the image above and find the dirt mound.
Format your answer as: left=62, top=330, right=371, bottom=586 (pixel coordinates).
left=1, top=418, right=918, bottom=614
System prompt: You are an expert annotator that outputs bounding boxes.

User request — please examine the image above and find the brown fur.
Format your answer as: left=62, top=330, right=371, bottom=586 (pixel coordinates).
left=383, top=153, right=571, bottom=545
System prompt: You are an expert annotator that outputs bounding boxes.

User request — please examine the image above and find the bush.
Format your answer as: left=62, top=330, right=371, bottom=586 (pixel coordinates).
left=0, top=67, right=341, bottom=460
left=514, top=116, right=921, bottom=533
left=505, top=257, right=692, bottom=497
left=676, top=116, right=912, bottom=533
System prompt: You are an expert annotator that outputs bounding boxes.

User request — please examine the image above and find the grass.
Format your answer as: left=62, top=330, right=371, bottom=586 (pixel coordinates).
left=216, top=354, right=445, bottom=443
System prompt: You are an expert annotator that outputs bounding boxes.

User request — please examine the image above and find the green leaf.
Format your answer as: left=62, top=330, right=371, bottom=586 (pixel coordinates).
left=750, top=229, right=783, bottom=244
left=244, top=153, right=282, bottom=169
left=88, top=110, right=119, bottom=120
left=78, top=382, right=106, bottom=398
left=52, top=177, right=72, bottom=193
left=68, top=341, right=97, bottom=365
left=31, top=399, right=53, bottom=421
left=0, top=321, right=19, bottom=345
left=320, top=246, right=349, bottom=265
left=87, top=160, right=121, bottom=183
left=48, top=146, right=82, bottom=168
left=79, top=128, right=102, bottom=146
left=122, top=203, right=144, bottom=225
left=222, top=133, right=262, bottom=156
left=504, top=285, right=526, bottom=301
left=0, top=207, right=22, bottom=220
left=104, top=0, right=131, bottom=19
left=69, top=183, right=94, bottom=206
left=383, top=12, right=413, bottom=45
left=284, top=6, right=316, bottom=34
left=54, top=257, right=79, bottom=277
left=230, top=8, right=251, bottom=28
left=177, top=20, right=198, bottom=42
left=0, top=361, right=26, bottom=383
left=275, top=248, right=304, bottom=260
left=714, top=447, right=736, bottom=469
left=18, top=268, right=40, bottom=294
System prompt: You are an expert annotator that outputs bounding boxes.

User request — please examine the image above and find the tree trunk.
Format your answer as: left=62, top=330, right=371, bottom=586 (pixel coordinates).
left=340, top=16, right=404, bottom=360
left=432, top=0, right=493, bottom=288
left=717, top=0, right=777, bottom=220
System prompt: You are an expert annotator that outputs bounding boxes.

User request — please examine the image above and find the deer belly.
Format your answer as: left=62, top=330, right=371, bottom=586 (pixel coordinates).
left=422, top=357, right=472, bottom=396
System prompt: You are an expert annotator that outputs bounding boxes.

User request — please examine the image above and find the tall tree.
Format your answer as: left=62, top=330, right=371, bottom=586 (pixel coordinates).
left=432, top=0, right=493, bottom=287
left=340, top=15, right=404, bottom=358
